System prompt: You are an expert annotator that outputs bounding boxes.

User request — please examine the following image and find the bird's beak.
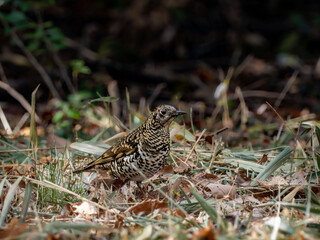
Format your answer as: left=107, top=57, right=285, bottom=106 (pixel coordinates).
left=175, top=110, right=187, bottom=116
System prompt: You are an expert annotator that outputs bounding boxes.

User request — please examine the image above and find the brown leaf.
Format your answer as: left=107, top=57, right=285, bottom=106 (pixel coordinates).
left=125, top=199, right=167, bottom=215
left=174, top=158, right=195, bottom=174
left=257, top=154, right=268, bottom=164
left=153, top=165, right=174, bottom=178
left=192, top=225, right=216, bottom=240
left=206, top=183, right=237, bottom=199
left=39, top=156, right=52, bottom=164
left=257, top=176, right=288, bottom=186
left=19, top=126, right=45, bottom=137
left=0, top=218, right=28, bottom=239
left=73, top=201, right=98, bottom=220
left=234, top=172, right=251, bottom=187
left=289, top=170, right=307, bottom=185
left=193, top=172, right=220, bottom=187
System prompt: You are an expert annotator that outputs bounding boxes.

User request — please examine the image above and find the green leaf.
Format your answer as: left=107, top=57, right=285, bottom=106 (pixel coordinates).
left=70, top=60, right=91, bottom=75
left=66, top=109, right=81, bottom=119
left=6, top=10, right=26, bottom=24
left=30, top=85, right=39, bottom=149
left=26, top=41, right=40, bottom=52
left=0, top=176, right=23, bottom=227
left=251, top=147, right=293, bottom=186
left=190, top=188, right=227, bottom=232
left=52, top=110, right=64, bottom=123
left=60, top=120, right=72, bottom=128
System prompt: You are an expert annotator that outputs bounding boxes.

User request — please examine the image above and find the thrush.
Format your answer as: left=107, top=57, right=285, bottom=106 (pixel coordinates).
left=73, top=105, right=186, bottom=182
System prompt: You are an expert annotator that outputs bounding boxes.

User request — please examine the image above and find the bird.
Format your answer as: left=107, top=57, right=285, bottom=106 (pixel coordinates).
left=73, top=105, right=186, bottom=183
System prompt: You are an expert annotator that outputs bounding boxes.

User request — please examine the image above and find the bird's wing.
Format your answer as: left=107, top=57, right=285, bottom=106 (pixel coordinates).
left=73, top=129, right=142, bottom=173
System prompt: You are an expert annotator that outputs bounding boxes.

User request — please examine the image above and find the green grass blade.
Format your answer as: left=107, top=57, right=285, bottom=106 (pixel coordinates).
left=280, top=202, right=320, bottom=215
left=45, top=221, right=105, bottom=232
left=251, top=147, right=293, bottom=186
left=19, top=181, right=33, bottom=223
left=0, top=176, right=23, bottom=227
left=30, top=85, right=40, bottom=149
left=190, top=188, right=227, bottom=232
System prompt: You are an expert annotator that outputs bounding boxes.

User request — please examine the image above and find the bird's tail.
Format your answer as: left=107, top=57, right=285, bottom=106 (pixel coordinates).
left=73, top=158, right=98, bottom=174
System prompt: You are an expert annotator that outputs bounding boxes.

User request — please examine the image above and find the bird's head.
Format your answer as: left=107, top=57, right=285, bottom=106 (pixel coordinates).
left=149, top=105, right=186, bottom=127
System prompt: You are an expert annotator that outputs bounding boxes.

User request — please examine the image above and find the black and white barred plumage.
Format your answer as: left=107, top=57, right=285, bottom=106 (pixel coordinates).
left=74, top=105, right=186, bottom=181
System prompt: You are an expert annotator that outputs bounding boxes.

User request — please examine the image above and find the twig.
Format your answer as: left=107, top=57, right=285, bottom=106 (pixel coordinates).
left=184, top=128, right=206, bottom=163
left=0, top=105, right=12, bottom=134
left=0, top=62, right=9, bottom=83
left=228, top=90, right=281, bottom=99
left=36, top=10, right=75, bottom=94
left=10, top=30, right=61, bottom=99
left=107, top=80, right=121, bottom=118
left=236, top=86, right=249, bottom=130
left=274, top=71, right=298, bottom=109
left=146, top=83, right=166, bottom=107
left=13, top=112, right=30, bottom=135
left=0, top=147, right=65, bottom=153
left=0, top=69, right=41, bottom=123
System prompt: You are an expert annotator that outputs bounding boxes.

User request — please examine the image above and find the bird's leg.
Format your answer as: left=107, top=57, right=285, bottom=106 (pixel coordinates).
left=136, top=181, right=148, bottom=198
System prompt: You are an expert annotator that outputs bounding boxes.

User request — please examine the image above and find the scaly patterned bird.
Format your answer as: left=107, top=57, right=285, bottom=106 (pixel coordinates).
left=73, top=105, right=186, bottom=182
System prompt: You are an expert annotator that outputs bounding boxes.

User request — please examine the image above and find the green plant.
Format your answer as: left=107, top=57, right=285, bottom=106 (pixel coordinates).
left=52, top=91, right=92, bottom=139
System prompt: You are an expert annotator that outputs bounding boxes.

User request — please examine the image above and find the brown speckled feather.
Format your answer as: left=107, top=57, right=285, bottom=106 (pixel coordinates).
left=73, top=105, right=186, bottom=181
left=73, top=129, right=141, bottom=172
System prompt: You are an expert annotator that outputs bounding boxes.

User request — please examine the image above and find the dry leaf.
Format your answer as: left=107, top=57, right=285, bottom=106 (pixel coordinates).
left=0, top=217, right=28, bottom=239
left=19, top=126, right=45, bottom=137
left=289, top=170, right=307, bottom=185
left=73, top=201, right=98, bottom=220
left=192, top=224, right=216, bottom=240
left=125, top=199, right=167, bottom=215
left=207, top=183, right=237, bottom=199
left=257, top=154, right=268, bottom=164
left=39, top=156, right=52, bottom=164
left=194, top=172, right=220, bottom=187
left=257, top=176, right=288, bottom=186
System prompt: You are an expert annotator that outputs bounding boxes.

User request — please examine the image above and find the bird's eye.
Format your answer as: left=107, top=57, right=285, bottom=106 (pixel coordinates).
left=160, top=109, right=166, bottom=115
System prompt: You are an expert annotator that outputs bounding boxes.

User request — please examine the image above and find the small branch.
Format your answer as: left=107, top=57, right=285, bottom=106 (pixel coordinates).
left=11, top=31, right=61, bottom=99
left=274, top=71, right=298, bottom=109
left=184, top=128, right=206, bottom=163
left=36, top=10, right=75, bottom=94
left=0, top=68, right=41, bottom=123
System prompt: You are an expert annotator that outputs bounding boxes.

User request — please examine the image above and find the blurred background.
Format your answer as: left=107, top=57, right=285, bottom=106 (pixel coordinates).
left=0, top=0, right=320, bottom=142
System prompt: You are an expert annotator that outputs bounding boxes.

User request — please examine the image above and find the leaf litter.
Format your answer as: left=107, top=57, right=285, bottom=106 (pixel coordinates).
left=1, top=111, right=320, bottom=239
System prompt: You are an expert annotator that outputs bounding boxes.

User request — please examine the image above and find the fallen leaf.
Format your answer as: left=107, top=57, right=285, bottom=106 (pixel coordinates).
left=19, top=126, right=45, bottom=137
left=207, top=183, right=237, bottom=199
left=39, top=156, right=52, bottom=164
left=234, top=172, right=252, bottom=186
left=289, top=170, right=307, bottom=185
left=0, top=217, right=28, bottom=239
left=193, top=172, right=220, bottom=187
left=73, top=201, right=98, bottom=220
left=257, top=154, right=268, bottom=164
left=243, top=195, right=261, bottom=204
left=192, top=224, right=216, bottom=240
left=257, top=176, right=288, bottom=186
left=125, top=199, right=167, bottom=215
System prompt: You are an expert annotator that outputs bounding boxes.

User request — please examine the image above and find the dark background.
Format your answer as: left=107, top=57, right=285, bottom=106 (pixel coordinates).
left=1, top=0, right=320, bottom=132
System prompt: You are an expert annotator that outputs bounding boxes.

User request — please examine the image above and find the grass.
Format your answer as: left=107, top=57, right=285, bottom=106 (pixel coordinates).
left=0, top=96, right=320, bottom=239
